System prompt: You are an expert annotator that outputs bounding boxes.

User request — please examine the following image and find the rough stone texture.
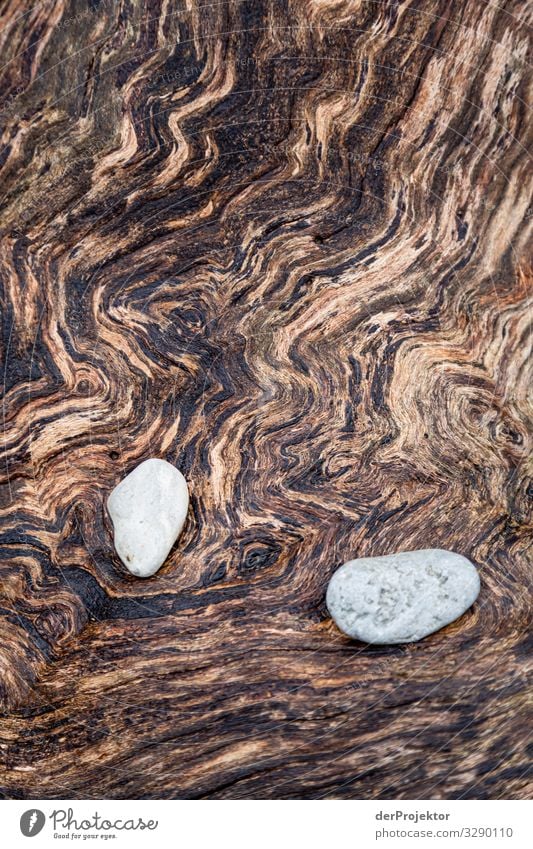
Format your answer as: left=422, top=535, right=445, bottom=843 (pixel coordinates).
left=326, top=549, right=481, bottom=644
left=107, top=459, right=189, bottom=578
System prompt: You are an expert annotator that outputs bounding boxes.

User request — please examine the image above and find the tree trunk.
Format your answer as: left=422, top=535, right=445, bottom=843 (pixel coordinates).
left=0, top=0, right=531, bottom=799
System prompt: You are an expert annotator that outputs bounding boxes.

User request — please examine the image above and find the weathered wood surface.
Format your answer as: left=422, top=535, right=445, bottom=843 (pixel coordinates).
left=0, top=0, right=531, bottom=800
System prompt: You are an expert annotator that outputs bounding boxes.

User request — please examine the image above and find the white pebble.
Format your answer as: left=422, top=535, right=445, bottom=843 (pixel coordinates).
left=107, top=458, right=189, bottom=578
left=326, top=549, right=480, bottom=643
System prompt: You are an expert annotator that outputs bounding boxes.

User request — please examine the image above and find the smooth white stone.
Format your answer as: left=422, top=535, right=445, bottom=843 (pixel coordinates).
left=107, top=458, right=189, bottom=578
left=326, top=549, right=480, bottom=644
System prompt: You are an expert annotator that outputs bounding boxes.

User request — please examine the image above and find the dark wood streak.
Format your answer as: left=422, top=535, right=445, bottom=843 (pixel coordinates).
left=0, top=0, right=531, bottom=799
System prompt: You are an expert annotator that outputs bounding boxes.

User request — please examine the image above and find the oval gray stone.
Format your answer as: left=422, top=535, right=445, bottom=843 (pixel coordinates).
left=326, top=549, right=480, bottom=644
left=107, top=458, right=189, bottom=578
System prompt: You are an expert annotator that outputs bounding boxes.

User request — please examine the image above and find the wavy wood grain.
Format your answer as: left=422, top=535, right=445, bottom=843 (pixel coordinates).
left=0, top=0, right=531, bottom=799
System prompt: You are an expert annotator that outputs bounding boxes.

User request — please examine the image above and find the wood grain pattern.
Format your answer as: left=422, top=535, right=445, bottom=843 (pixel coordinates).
left=0, top=0, right=532, bottom=799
